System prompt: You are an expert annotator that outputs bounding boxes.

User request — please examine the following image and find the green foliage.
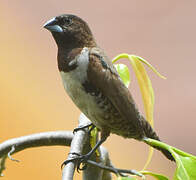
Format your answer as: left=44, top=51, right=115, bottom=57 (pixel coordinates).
left=114, top=64, right=130, bottom=87
left=170, top=146, right=196, bottom=180
left=144, top=138, right=196, bottom=180
left=113, top=53, right=165, bottom=171
left=113, top=54, right=167, bottom=170
left=113, top=53, right=196, bottom=179
left=141, top=171, right=169, bottom=180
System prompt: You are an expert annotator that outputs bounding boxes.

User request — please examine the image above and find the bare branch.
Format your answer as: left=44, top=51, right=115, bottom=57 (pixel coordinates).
left=99, top=147, right=112, bottom=180
left=0, top=131, right=73, bottom=176
left=83, top=146, right=112, bottom=180
left=62, top=113, right=112, bottom=180
left=62, top=113, right=91, bottom=180
left=0, top=114, right=137, bottom=179
left=0, top=131, right=73, bottom=159
left=0, top=115, right=113, bottom=179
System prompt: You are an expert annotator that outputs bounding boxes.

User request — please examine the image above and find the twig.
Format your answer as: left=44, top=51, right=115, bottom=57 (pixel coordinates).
left=0, top=156, right=7, bottom=176
left=8, top=146, right=20, bottom=162
left=87, top=160, right=143, bottom=177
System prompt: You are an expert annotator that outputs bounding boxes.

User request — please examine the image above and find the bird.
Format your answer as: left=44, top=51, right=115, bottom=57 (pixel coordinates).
left=43, top=14, right=175, bottom=166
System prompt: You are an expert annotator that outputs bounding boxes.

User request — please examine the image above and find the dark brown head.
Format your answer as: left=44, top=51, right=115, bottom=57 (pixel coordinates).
left=44, top=14, right=96, bottom=49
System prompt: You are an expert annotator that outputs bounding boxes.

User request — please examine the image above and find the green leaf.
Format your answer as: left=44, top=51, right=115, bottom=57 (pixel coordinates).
left=114, top=64, right=130, bottom=88
left=144, top=138, right=196, bottom=180
left=130, top=55, right=166, bottom=80
left=171, top=148, right=196, bottom=180
left=141, top=171, right=169, bottom=180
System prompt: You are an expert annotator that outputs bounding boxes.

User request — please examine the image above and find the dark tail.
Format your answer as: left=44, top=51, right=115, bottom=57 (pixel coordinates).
left=140, top=117, right=175, bottom=161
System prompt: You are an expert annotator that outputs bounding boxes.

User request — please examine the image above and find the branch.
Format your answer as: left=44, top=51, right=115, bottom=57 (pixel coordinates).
left=0, top=114, right=138, bottom=179
left=62, top=113, right=112, bottom=180
left=0, top=131, right=73, bottom=175
left=62, top=113, right=91, bottom=180
left=0, top=115, right=112, bottom=179
left=0, top=131, right=73, bottom=158
left=84, top=146, right=112, bottom=180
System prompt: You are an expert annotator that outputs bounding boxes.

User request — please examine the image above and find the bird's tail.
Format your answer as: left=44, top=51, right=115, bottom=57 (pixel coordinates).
left=140, top=117, right=175, bottom=161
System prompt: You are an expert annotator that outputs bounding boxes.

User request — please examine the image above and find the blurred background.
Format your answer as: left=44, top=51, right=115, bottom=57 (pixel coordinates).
left=0, top=0, right=196, bottom=179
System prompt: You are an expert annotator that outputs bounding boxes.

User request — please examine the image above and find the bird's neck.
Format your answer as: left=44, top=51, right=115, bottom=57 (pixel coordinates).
left=52, top=32, right=97, bottom=50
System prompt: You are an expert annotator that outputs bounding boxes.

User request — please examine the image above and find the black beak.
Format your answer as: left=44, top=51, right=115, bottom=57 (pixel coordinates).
left=43, top=17, right=63, bottom=33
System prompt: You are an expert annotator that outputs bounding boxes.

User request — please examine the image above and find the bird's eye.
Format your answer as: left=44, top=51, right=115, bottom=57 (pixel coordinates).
left=63, top=18, right=72, bottom=26
left=58, top=17, right=72, bottom=26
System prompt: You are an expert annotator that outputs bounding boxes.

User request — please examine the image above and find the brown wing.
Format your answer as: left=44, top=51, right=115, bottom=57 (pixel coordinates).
left=87, top=47, right=143, bottom=137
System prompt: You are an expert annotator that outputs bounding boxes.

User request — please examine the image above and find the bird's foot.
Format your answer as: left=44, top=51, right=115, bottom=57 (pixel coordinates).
left=61, top=152, right=91, bottom=172
left=73, top=123, right=95, bottom=134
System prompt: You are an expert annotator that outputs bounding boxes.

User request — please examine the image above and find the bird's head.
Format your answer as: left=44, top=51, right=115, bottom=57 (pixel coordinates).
left=44, top=14, right=96, bottom=48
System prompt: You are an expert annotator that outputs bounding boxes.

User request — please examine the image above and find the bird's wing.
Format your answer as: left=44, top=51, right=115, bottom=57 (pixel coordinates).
left=87, top=47, right=142, bottom=132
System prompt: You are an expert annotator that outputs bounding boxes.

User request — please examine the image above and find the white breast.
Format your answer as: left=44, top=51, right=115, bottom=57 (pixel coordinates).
left=59, top=47, right=103, bottom=128
left=60, top=47, right=89, bottom=102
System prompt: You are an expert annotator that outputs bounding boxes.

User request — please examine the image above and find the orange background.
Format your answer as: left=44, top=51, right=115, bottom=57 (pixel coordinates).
left=0, top=1, right=196, bottom=179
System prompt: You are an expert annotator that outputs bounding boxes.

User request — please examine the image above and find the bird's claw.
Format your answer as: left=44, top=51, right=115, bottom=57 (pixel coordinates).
left=61, top=153, right=91, bottom=172
left=73, top=123, right=93, bottom=134
left=73, top=127, right=82, bottom=134
left=76, top=155, right=89, bottom=172
left=73, top=126, right=84, bottom=134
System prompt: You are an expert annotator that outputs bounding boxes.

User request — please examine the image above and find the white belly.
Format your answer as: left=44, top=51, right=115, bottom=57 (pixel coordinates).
left=60, top=71, right=104, bottom=129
